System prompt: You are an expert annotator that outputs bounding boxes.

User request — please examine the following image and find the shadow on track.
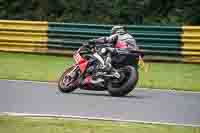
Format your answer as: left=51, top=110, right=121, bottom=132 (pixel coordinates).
left=68, top=91, right=151, bottom=99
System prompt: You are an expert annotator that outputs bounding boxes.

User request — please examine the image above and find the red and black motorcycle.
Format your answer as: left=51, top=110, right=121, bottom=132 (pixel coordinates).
left=58, top=42, right=142, bottom=96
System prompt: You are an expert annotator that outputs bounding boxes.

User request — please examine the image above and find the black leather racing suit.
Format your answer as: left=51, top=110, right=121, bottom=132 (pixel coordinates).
left=92, top=32, right=138, bottom=64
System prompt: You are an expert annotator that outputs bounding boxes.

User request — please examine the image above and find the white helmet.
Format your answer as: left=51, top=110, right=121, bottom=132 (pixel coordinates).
left=111, top=25, right=126, bottom=34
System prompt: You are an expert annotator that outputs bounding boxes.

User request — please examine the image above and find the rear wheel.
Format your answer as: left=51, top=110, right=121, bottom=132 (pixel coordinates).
left=58, top=66, right=79, bottom=93
left=108, top=65, right=138, bottom=97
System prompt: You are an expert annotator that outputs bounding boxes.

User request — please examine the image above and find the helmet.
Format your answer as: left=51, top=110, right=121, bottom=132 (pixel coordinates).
left=111, top=25, right=126, bottom=34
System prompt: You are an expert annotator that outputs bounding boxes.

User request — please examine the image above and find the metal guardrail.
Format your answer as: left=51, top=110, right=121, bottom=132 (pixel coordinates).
left=0, top=20, right=200, bottom=63
left=0, top=20, right=49, bottom=53
left=181, top=26, right=200, bottom=63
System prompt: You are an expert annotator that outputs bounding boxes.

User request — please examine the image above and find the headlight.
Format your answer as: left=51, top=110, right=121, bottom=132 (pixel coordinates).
left=101, top=48, right=107, bottom=54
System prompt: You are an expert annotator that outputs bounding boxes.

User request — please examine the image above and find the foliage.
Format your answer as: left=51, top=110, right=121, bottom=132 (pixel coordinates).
left=0, top=0, right=199, bottom=25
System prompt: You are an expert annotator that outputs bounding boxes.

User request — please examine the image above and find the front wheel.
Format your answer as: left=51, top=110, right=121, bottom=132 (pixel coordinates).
left=58, top=66, right=79, bottom=93
left=107, top=65, right=138, bottom=97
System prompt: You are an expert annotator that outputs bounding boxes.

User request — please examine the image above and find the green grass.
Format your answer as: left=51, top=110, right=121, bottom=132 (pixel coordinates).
left=0, top=116, right=199, bottom=133
left=138, top=62, right=200, bottom=91
left=0, top=52, right=200, bottom=91
left=0, top=52, right=74, bottom=81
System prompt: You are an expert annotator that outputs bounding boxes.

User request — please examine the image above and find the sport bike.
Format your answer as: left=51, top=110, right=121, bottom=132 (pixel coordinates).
left=58, top=42, right=143, bottom=96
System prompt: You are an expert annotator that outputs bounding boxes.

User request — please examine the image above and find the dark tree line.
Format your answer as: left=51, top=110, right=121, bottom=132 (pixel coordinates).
left=0, top=0, right=199, bottom=25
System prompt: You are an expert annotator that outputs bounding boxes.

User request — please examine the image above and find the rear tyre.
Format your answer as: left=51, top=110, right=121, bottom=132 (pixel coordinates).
left=58, top=66, right=79, bottom=93
left=108, top=65, right=138, bottom=97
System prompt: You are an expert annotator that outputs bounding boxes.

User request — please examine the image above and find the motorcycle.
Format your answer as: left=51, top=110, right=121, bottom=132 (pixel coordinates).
left=58, top=41, right=143, bottom=97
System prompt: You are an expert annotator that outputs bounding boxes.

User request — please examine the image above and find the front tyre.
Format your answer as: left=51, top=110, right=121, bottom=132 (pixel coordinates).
left=108, top=65, right=138, bottom=97
left=58, top=66, right=79, bottom=93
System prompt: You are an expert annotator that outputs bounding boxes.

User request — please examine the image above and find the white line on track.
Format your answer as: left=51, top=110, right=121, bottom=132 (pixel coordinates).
left=1, top=112, right=200, bottom=128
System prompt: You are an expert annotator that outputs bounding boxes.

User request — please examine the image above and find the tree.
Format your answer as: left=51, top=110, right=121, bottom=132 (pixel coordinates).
left=0, top=0, right=199, bottom=25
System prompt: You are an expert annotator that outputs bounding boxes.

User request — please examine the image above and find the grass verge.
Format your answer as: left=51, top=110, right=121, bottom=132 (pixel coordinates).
left=0, top=52, right=200, bottom=91
left=0, top=116, right=199, bottom=133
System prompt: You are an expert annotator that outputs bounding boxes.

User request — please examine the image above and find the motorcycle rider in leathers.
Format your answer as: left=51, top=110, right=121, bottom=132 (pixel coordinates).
left=81, top=25, right=139, bottom=85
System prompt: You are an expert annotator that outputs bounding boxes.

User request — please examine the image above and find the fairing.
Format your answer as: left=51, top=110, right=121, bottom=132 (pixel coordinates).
left=74, top=52, right=88, bottom=74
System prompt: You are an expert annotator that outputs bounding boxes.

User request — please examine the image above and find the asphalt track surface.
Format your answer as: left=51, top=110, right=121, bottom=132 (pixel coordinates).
left=0, top=80, right=200, bottom=127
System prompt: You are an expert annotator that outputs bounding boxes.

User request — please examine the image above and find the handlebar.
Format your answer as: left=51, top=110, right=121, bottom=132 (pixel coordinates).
left=79, top=42, right=144, bottom=57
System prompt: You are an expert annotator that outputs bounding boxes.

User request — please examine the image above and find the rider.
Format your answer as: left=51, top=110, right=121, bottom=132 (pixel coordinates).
left=89, top=25, right=138, bottom=50
left=81, top=25, right=139, bottom=85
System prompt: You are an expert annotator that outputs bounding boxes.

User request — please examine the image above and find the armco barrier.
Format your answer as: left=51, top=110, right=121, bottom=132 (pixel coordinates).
left=0, top=20, right=73, bottom=55
left=0, top=20, right=49, bottom=53
left=0, top=20, right=200, bottom=63
left=181, top=26, right=200, bottom=63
